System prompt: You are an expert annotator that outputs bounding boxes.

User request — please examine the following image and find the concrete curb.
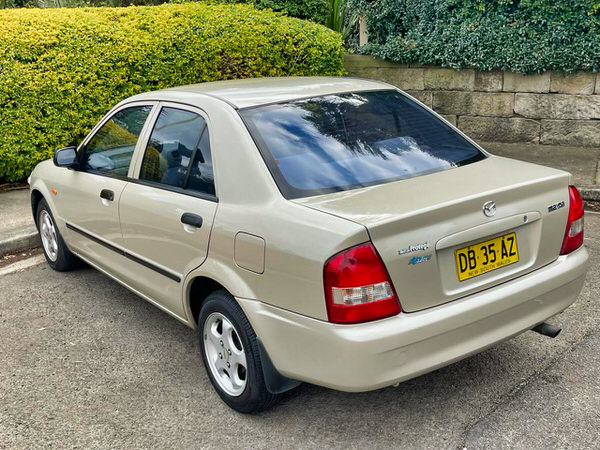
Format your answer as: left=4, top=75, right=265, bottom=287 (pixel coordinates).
left=580, top=187, right=600, bottom=202
left=0, top=230, right=40, bottom=258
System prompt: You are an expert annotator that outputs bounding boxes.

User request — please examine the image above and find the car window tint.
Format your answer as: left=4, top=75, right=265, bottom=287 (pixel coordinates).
left=139, top=107, right=215, bottom=196
left=84, top=105, right=152, bottom=176
left=240, top=90, right=486, bottom=199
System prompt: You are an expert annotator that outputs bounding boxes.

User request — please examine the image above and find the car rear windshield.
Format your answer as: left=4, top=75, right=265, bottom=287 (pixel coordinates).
left=239, top=90, right=486, bottom=199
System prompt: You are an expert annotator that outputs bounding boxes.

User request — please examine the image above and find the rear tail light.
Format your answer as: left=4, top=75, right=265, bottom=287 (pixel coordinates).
left=560, top=185, right=584, bottom=255
left=324, top=242, right=401, bottom=324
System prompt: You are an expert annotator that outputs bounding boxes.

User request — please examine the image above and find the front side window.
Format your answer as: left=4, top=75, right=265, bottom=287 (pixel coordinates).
left=240, top=90, right=486, bottom=199
left=83, top=105, right=152, bottom=176
left=139, top=107, right=215, bottom=197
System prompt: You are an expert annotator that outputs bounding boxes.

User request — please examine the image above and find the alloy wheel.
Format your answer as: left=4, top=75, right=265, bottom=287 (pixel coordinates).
left=203, top=312, right=248, bottom=396
left=39, top=209, right=58, bottom=262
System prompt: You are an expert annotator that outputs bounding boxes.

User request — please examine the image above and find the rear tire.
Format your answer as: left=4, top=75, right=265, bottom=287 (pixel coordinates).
left=36, top=199, right=80, bottom=271
left=198, top=290, right=281, bottom=413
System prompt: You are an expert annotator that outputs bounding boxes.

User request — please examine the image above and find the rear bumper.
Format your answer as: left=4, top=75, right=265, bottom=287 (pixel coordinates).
left=238, top=246, right=589, bottom=392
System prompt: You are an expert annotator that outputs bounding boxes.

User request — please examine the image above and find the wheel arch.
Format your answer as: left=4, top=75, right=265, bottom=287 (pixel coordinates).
left=29, top=177, right=59, bottom=230
left=30, top=189, right=45, bottom=228
left=183, top=258, right=259, bottom=328
left=186, top=276, right=228, bottom=328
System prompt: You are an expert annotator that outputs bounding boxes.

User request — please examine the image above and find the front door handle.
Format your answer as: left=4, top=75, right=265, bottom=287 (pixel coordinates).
left=181, top=213, right=203, bottom=228
left=100, top=189, right=114, bottom=201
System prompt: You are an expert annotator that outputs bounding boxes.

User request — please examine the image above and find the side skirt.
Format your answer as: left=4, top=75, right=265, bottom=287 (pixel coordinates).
left=71, top=249, right=192, bottom=328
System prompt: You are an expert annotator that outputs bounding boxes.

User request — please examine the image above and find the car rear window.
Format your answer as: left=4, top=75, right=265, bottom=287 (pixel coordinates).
left=239, top=90, right=486, bottom=199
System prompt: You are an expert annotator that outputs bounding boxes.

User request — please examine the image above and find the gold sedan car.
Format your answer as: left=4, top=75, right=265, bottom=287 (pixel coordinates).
left=29, top=77, right=589, bottom=412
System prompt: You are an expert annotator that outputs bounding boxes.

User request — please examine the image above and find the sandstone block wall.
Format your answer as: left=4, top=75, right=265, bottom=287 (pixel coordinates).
left=346, top=54, right=600, bottom=146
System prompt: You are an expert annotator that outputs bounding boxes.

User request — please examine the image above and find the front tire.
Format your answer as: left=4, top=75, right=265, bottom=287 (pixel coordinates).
left=36, top=199, right=79, bottom=271
left=198, top=290, right=280, bottom=413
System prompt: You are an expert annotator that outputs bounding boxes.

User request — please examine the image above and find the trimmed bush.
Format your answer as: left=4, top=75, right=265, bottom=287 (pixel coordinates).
left=3, top=1, right=331, bottom=25
left=0, top=3, right=344, bottom=183
left=222, top=0, right=330, bottom=24
left=350, top=0, right=600, bottom=73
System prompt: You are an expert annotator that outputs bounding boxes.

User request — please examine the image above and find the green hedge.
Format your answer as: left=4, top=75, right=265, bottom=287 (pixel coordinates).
left=350, top=0, right=600, bottom=73
left=257, top=0, right=329, bottom=24
left=221, top=0, right=330, bottom=24
left=3, top=1, right=330, bottom=24
left=0, top=3, right=344, bottom=183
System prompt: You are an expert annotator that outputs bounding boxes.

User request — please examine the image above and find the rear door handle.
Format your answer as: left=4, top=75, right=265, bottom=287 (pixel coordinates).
left=100, top=189, right=114, bottom=201
left=181, top=213, right=203, bottom=228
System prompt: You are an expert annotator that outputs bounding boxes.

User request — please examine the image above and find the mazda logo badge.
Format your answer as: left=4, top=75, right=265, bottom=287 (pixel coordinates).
left=483, top=201, right=496, bottom=217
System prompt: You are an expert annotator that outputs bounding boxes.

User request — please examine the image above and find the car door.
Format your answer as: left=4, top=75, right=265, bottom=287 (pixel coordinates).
left=118, top=103, right=218, bottom=315
left=57, top=103, right=156, bottom=271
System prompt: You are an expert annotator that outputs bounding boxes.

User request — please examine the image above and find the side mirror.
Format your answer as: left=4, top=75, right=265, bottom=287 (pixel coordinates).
left=53, top=146, right=78, bottom=168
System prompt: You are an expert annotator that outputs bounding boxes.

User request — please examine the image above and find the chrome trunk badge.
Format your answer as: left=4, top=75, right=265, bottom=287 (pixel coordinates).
left=483, top=201, right=496, bottom=217
left=548, top=201, right=565, bottom=213
left=398, top=242, right=429, bottom=255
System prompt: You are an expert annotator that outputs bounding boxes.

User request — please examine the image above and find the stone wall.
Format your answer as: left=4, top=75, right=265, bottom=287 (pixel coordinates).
left=345, top=55, right=600, bottom=147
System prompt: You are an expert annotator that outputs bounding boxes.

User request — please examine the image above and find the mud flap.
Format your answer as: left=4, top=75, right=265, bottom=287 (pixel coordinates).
left=257, top=339, right=302, bottom=394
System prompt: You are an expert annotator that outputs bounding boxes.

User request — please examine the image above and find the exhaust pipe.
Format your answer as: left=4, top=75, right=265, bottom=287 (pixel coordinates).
left=531, top=322, right=562, bottom=338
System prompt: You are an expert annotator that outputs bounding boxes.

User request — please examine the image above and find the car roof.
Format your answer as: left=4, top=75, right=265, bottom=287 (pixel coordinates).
left=129, top=77, right=394, bottom=109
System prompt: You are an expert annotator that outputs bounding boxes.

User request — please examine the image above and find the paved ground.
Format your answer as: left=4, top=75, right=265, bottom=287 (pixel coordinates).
left=0, top=188, right=38, bottom=256
left=0, top=189, right=31, bottom=233
left=0, top=213, right=599, bottom=449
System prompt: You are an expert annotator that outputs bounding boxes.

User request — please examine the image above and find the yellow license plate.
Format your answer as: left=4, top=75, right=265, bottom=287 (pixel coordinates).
left=455, top=232, right=519, bottom=281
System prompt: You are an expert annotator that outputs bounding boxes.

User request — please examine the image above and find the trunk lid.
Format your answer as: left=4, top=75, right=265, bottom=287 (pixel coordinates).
left=294, top=156, right=571, bottom=312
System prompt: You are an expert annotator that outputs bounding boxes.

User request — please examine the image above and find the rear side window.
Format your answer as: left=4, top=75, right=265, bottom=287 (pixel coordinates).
left=84, top=105, right=152, bottom=176
left=240, top=90, right=486, bottom=199
left=139, top=107, right=215, bottom=197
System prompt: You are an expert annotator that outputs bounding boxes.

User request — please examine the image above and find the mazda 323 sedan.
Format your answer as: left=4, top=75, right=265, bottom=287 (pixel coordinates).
left=29, top=77, right=589, bottom=412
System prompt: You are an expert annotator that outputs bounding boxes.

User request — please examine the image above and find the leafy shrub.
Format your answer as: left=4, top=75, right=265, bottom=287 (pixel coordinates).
left=250, top=0, right=329, bottom=24
left=1, top=0, right=165, bottom=7
left=349, top=0, right=600, bottom=73
left=2, top=0, right=331, bottom=25
left=190, top=0, right=331, bottom=25
left=0, top=3, right=344, bottom=183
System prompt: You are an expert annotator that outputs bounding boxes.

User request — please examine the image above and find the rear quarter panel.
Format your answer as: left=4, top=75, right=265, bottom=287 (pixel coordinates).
left=192, top=199, right=369, bottom=321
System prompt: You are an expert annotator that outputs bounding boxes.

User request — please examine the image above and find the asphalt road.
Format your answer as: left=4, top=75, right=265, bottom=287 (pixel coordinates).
left=1, top=215, right=599, bottom=449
